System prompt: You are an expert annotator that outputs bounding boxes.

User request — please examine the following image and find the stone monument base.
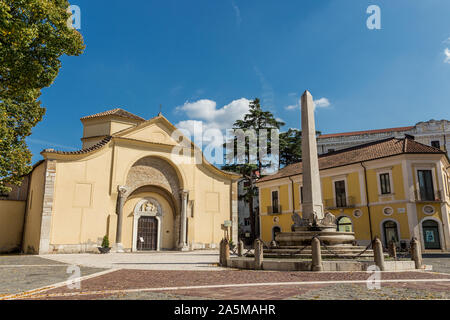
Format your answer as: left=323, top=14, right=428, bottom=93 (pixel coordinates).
left=276, top=229, right=355, bottom=246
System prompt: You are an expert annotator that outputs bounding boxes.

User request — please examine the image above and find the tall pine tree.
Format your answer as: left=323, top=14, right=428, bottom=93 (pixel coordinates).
left=222, top=98, right=284, bottom=240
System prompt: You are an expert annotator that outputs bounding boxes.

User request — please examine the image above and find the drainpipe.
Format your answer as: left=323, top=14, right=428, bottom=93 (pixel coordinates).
left=288, top=176, right=296, bottom=215
left=360, top=162, right=374, bottom=241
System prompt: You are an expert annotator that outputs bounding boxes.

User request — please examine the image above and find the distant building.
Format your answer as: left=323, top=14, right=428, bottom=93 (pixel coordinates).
left=317, top=119, right=450, bottom=157
left=257, top=137, right=450, bottom=251
left=237, top=179, right=258, bottom=243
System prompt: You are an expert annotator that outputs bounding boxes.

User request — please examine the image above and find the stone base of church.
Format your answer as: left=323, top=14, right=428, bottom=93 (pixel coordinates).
left=48, top=243, right=100, bottom=254
left=41, top=242, right=220, bottom=254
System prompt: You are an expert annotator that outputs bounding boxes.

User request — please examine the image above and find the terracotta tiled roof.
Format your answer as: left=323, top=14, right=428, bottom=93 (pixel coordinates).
left=257, top=138, right=445, bottom=183
left=80, top=108, right=145, bottom=122
left=42, top=136, right=112, bottom=155
left=317, top=126, right=415, bottom=139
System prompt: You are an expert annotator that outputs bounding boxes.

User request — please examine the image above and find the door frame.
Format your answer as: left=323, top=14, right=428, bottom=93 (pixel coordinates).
left=380, top=219, right=400, bottom=248
left=132, top=198, right=163, bottom=252
left=419, top=217, right=444, bottom=250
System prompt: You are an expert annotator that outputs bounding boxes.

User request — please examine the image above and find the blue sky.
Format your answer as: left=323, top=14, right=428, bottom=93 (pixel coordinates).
left=28, top=0, right=450, bottom=162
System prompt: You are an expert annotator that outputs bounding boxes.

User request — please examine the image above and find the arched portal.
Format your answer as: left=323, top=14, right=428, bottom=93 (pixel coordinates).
left=382, top=220, right=399, bottom=248
left=422, top=220, right=441, bottom=250
left=116, top=156, right=187, bottom=251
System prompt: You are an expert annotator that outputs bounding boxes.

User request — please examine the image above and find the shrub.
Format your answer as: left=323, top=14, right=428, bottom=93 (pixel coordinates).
left=101, top=235, right=110, bottom=248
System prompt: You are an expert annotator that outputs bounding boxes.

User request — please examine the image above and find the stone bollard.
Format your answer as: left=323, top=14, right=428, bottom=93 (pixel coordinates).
left=223, top=238, right=230, bottom=267
left=219, top=239, right=225, bottom=266
left=254, top=239, right=263, bottom=270
left=388, top=240, right=397, bottom=259
left=410, top=237, right=423, bottom=269
left=311, top=237, right=323, bottom=272
left=237, top=240, right=244, bottom=257
left=373, top=237, right=385, bottom=271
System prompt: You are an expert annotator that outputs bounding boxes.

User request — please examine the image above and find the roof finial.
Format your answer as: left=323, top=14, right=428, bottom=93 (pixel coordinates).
left=158, top=104, right=162, bottom=116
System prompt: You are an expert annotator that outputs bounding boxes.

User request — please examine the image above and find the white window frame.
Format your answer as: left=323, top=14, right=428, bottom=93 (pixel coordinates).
left=270, top=187, right=280, bottom=214
left=414, top=165, right=438, bottom=201
left=331, top=175, right=348, bottom=208
left=376, top=168, right=394, bottom=196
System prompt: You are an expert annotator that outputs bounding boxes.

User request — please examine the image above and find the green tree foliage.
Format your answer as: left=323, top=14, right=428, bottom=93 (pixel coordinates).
left=279, top=128, right=302, bottom=167
left=0, top=0, right=85, bottom=193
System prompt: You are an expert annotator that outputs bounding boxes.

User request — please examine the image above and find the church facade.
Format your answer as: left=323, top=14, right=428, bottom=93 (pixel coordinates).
left=0, top=109, right=240, bottom=254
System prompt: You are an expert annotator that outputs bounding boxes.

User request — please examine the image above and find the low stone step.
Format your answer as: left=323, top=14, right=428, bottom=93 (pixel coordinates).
left=264, top=249, right=375, bottom=255
left=274, top=245, right=370, bottom=250
left=262, top=253, right=376, bottom=259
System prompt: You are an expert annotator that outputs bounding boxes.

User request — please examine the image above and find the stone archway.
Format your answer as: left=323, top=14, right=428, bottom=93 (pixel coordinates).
left=132, top=198, right=163, bottom=251
left=115, top=156, right=189, bottom=251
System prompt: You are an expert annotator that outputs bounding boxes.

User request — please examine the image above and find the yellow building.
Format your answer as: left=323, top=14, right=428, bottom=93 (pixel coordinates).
left=257, top=137, right=450, bottom=251
left=0, top=109, right=240, bottom=254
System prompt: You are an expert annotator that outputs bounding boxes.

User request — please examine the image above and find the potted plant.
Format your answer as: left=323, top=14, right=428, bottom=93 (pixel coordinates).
left=98, top=235, right=111, bottom=254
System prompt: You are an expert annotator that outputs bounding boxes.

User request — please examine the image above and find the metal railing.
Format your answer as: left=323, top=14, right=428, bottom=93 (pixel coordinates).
left=267, top=205, right=282, bottom=215
left=324, top=196, right=356, bottom=209
left=414, top=189, right=443, bottom=202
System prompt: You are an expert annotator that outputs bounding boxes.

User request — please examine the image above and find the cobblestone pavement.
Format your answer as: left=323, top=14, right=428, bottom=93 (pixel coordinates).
left=22, top=269, right=450, bottom=300
left=291, top=283, right=449, bottom=300
left=0, top=255, right=105, bottom=295
left=2, top=252, right=450, bottom=300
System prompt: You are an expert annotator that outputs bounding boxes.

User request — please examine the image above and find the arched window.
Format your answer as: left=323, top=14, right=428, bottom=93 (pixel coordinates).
left=422, top=220, right=441, bottom=249
left=383, top=220, right=399, bottom=247
left=272, top=226, right=281, bottom=241
left=336, top=216, right=353, bottom=233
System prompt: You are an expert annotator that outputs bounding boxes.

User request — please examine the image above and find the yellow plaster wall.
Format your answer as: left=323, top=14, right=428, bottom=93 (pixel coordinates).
left=110, top=121, right=135, bottom=135
left=50, top=147, right=114, bottom=246
left=83, top=121, right=110, bottom=138
left=416, top=203, right=442, bottom=224
left=22, top=162, right=46, bottom=253
left=260, top=213, right=292, bottom=242
left=0, top=200, right=26, bottom=252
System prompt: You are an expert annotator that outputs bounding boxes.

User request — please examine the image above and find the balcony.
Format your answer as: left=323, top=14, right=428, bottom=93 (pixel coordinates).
left=267, top=205, right=282, bottom=215
left=324, top=196, right=356, bottom=209
left=414, top=190, right=444, bottom=203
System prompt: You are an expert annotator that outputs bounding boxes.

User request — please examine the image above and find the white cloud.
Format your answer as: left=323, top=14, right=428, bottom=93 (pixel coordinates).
left=175, top=99, right=250, bottom=164
left=314, top=97, right=331, bottom=108
left=285, top=97, right=331, bottom=110
left=445, top=48, right=450, bottom=64
left=231, top=0, right=242, bottom=26
left=176, top=98, right=250, bottom=131
left=285, top=105, right=297, bottom=110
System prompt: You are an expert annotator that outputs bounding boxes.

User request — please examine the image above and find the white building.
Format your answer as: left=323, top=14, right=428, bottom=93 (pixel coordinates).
left=317, top=119, right=450, bottom=157
left=237, top=179, right=259, bottom=243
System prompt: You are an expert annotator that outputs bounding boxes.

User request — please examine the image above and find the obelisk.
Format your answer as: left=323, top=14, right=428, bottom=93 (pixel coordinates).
left=301, top=90, right=324, bottom=222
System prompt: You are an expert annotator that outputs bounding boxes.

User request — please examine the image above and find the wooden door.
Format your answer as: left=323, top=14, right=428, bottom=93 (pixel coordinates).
left=137, top=216, right=158, bottom=250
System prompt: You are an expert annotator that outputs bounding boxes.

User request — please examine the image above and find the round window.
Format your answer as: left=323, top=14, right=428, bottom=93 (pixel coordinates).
left=383, top=207, right=394, bottom=216
left=273, top=216, right=280, bottom=223
left=353, top=209, right=363, bottom=218
left=422, top=205, right=435, bottom=215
